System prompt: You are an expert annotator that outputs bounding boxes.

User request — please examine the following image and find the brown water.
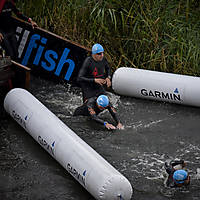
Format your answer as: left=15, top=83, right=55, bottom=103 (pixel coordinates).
left=0, top=76, right=200, bottom=200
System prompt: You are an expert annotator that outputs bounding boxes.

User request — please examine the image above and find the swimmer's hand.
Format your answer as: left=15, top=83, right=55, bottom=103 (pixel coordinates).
left=105, top=122, right=116, bottom=130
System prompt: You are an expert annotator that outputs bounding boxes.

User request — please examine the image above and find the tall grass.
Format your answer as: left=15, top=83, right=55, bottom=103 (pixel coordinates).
left=17, top=0, right=200, bottom=75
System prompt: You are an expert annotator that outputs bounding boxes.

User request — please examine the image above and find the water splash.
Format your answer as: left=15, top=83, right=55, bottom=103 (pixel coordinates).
left=196, top=168, right=200, bottom=179
left=106, top=92, right=121, bottom=107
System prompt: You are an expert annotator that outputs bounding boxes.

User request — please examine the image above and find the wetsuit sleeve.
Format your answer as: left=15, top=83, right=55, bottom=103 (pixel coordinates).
left=77, top=57, right=94, bottom=83
left=104, top=58, right=111, bottom=78
left=165, top=165, right=173, bottom=175
left=164, top=163, right=175, bottom=187
left=170, top=160, right=184, bottom=167
left=12, top=1, right=29, bottom=21
left=107, top=104, right=120, bottom=124
left=89, top=111, right=105, bottom=125
left=165, top=160, right=184, bottom=174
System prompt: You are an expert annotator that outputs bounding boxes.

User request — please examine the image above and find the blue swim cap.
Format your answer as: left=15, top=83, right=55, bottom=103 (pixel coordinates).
left=173, top=169, right=188, bottom=184
left=96, top=95, right=109, bottom=108
left=92, top=44, right=104, bottom=55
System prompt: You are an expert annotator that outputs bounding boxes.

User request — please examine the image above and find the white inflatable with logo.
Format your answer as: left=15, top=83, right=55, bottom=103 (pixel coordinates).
left=4, top=88, right=133, bottom=200
left=112, top=67, right=200, bottom=107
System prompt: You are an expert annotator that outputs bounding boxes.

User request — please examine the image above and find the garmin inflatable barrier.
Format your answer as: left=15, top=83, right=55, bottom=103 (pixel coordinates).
left=112, top=67, right=200, bottom=107
left=4, top=88, right=133, bottom=200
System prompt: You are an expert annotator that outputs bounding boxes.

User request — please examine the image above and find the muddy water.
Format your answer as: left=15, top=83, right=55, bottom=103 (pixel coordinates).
left=0, top=76, right=200, bottom=200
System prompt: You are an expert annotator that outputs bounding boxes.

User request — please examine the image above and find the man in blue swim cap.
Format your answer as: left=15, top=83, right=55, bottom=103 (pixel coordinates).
left=74, top=94, right=124, bottom=130
left=164, top=159, right=190, bottom=187
left=77, top=43, right=112, bottom=102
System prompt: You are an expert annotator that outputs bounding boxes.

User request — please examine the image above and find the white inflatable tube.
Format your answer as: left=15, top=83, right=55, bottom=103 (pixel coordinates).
left=112, top=67, right=200, bottom=107
left=4, top=88, right=133, bottom=200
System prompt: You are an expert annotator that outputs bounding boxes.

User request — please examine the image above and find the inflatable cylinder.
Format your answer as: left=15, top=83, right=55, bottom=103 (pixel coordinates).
left=112, top=67, right=200, bottom=107
left=4, top=88, right=132, bottom=200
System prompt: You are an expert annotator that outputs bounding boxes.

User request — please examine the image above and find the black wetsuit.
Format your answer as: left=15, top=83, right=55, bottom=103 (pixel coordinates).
left=77, top=56, right=111, bottom=101
left=165, top=160, right=186, bottom=188
left=73, top=96, right=120, bottom=126
left=0, top=0, right=29, bottom=59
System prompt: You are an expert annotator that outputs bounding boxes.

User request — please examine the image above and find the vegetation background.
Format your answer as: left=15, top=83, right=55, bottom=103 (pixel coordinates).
left=17, top=0, right=200, bottom=75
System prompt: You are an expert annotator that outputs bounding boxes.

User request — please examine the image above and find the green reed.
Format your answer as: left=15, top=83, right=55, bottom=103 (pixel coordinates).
left=17, top=0, right=200, bottom=75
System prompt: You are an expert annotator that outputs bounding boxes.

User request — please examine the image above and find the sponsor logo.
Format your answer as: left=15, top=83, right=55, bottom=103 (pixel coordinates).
left=67, top=163, right=86, bottom=186
left=16, top=28, right=75, bottom=81
left=141, top=88, right=182, bottom=101
left=12, top=110, right=27, bottom=129
left=16, top=27, right=30, bottom=58
left=38, top=136, right=55, bottom=156
left=92, top=67, right=98, bottom=77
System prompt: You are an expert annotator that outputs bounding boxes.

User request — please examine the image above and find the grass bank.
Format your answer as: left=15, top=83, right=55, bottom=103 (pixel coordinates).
left=17, top=0, right=200, bottom=75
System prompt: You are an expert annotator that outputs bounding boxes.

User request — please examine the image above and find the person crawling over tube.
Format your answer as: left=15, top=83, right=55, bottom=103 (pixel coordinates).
left=164, top=159, right=190, bottom=188
left=73, top=94, right=124, bottom=130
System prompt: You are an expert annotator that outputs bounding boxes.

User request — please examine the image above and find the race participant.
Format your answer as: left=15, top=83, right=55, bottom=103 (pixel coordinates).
left=77, top=43, right=111, bottom=102
left=0, top=0, right=38, bottom=60
left=164, top=159, right=190, bottom=188
left=73, top=94, right=124, bottom=130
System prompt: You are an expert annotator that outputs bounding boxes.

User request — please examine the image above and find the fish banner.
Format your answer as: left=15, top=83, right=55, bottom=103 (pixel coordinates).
left=13, top=17, right=89, bottom=83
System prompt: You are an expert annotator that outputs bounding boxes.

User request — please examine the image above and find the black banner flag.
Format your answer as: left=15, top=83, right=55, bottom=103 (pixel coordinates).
left=13, top=17, right=89, bottom=83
